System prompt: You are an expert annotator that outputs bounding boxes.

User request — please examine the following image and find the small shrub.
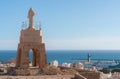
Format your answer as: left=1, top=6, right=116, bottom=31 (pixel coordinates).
left=99, top=68, right=111, bottom=74
left=111, top=68, right=120, bottom=73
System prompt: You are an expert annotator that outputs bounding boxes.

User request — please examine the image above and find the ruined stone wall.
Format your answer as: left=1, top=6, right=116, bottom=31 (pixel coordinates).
left=76, top=69, right=102, bottom=79
left=79, top=72, right=101, bottom=79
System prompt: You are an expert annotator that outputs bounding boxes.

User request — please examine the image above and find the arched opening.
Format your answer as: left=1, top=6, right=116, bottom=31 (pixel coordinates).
left=29, top=49, right=33, bottom=67
left=28, top=48, right=39, bottom=67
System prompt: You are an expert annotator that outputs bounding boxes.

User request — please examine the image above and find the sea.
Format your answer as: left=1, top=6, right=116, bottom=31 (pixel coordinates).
left=0, top=50, right=120, bottom=64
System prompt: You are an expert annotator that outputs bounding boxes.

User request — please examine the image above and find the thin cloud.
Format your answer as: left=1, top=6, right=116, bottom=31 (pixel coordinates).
left=46, top=37, right=120, bottom=50
left=0, top=40, right=18, bottom=50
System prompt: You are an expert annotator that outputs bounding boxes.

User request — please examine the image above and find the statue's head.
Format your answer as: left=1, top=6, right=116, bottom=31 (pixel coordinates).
left=28, top=8, right=35, bottom=18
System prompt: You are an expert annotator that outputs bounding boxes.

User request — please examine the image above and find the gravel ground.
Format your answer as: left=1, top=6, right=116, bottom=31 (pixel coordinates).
left=0, top=75, right=74, bottom=79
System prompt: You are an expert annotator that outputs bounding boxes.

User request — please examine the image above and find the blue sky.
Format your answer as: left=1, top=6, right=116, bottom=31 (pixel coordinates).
left=1, top=0, right=120, bottom=50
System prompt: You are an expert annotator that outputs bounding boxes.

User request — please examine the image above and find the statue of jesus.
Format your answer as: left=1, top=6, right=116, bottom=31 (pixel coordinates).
left=28, top=8, right=35, bottom=28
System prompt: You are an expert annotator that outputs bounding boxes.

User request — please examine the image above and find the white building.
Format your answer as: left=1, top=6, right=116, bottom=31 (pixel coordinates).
left=50, top=60, right=58, bottom=67
left=7, top=63, right=16, bottom=67
left=71, top=62, right=84, bottom=69
left=62, top=62, right=71, bottom=67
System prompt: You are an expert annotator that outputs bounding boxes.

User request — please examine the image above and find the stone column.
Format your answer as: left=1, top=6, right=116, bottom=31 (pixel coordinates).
left=20, top=48, right=29, bottom=68
left=16, top=44, right=22, bottom=67
left=36, top=51, right=40, bottom=67
left=32, top=50, right=37, bottom=66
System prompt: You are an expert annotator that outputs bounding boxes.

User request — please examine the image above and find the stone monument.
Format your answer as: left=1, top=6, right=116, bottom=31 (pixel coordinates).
left=16, top=8, right=47, bottom=68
